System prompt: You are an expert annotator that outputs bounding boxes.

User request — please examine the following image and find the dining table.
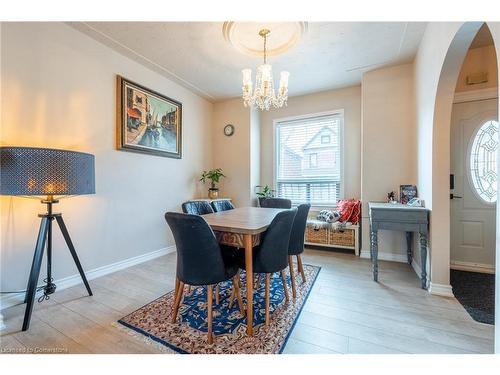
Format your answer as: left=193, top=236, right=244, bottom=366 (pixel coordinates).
left=202, top=206, right=284, bottom=336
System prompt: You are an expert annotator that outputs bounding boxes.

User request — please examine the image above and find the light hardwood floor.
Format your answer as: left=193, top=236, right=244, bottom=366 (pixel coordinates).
left=0, top=248, right=494, bottom=354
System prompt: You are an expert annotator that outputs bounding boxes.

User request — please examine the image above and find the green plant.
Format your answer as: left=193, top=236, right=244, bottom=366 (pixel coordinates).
left=255, top=185, right=275, bottom=198
left=200, top=168, right=226, bottom=189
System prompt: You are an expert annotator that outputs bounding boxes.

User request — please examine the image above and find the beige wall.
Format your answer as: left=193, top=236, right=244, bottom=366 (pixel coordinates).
left=456, top=45, right=498, bottom=93
left=260, top=86, right=362, bottom=199
left=361, top=63, right=417, bottom=259
left=0, top=23, right=213, bottom=297
left=212, top=98, right=255, bottom=206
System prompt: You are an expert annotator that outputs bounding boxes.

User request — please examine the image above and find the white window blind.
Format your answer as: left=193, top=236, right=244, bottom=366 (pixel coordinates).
left=275, top=112, right=343, bottom=206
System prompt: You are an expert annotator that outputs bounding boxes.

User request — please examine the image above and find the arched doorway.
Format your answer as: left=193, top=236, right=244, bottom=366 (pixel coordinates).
left=424, top=21, right=500, bottom=351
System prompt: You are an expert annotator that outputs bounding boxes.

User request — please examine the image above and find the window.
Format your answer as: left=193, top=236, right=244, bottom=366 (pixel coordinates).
left=469, top=120, right=499, bottom=203
left=274, top=111, right=343, bottom=206
left=309, top=153, right=318, bottom=168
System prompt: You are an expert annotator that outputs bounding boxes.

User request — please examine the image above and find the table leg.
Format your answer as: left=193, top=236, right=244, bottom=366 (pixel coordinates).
left=370, top=229, right=378, bottom=282
left=244, top=234, right=253, bottom=336
left=420, top=232, right=428, bottom=289
left=406, top=232, right=413, bottom=265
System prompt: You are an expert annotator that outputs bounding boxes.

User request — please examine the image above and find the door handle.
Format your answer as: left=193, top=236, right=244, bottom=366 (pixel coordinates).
left=450, top=194, right=463, bottom=199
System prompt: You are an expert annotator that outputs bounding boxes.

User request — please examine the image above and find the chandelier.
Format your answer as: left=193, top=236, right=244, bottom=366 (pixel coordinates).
left=241, top=29, right=290, bottom=111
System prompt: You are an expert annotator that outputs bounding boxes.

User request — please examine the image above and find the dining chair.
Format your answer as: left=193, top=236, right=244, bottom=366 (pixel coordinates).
left=181, top=200, right=214, bottom=215
left=259, top=198, right=292, bottom=209
left=211, top=200, right=235, bottom=212
left=287, top=203, right=311, bottom=298
left=234, top=208, right=297, bottom=327
left=165, top=212, right=244, bottom=344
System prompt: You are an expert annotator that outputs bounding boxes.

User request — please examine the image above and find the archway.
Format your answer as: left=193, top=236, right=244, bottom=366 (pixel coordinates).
left=427, top=21, right=500, bottom=351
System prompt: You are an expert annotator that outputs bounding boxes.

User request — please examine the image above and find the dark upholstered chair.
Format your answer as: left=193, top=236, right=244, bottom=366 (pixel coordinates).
left=181, top=201, right=214, bottom=215
left=211, top=200, right=235, bottom=212
left=165, top=212, right=244, bottom=344
left=235, top=208, right=297, bottom=326
left=287, top=204, right=311, bottom=298
left=259, top=198, right=292, bottom=209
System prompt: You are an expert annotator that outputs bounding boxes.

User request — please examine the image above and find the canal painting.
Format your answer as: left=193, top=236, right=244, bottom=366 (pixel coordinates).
left=117, top=76, right=182, bottom=158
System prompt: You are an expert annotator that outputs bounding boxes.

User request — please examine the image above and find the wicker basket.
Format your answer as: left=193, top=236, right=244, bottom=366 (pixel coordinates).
left=305, top=226, right=329, bottom=244
left=329, top=228, right=355, bottom=247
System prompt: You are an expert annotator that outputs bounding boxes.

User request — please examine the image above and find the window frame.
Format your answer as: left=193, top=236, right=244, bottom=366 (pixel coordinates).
left=272, top=109, right=345, bottom=208
left=309, top=153, right=318, bottom=168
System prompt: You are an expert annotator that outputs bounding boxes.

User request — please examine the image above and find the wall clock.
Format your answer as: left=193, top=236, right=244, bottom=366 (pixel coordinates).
left=224, top=124, right=235, bottom=136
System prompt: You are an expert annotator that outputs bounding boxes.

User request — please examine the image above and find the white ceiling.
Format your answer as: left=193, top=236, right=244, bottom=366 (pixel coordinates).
left=70, top=22, right=427, bottom=101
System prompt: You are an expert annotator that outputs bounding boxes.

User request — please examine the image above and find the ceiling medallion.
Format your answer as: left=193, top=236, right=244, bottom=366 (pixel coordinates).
left=240, top=28, right=290, bottom=111
left=222, top=22, right=307, bottom=57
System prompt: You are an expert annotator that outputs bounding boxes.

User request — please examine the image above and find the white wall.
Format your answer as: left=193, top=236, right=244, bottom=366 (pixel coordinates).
left=260, top=86, right=362, bottom=199
left=360, top=63, right=417, bottom=261
left=0, top=23, right=213, bottom=299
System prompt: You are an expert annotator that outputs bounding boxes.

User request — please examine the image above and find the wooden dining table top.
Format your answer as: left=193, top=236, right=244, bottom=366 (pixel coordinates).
left=202, top=207, right=284, bottom=234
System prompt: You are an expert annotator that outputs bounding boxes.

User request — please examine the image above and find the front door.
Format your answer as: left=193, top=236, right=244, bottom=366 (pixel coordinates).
left=450, top=98, right=498, bottom=271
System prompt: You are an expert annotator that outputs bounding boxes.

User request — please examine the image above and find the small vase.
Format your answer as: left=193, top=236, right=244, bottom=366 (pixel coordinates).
left=208, top=188, right=219, bottom=199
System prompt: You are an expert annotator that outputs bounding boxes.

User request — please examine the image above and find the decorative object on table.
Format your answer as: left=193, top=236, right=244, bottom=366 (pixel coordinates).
left=399, top=184, right=417, bottom=204
left=368, top=202, right=429, bottom=289
left=200, top=168, right=226, bottom=199
left=117, top=75, right=182, bottom=159
left=0, top=146, right=95, bottom=331
left=316, top=209, right=340, bottom=223
left=116, top=264, right=320, bottom=354
left=407, top=197, right=424, bottom=207
left=241, top=29, right=289, bottom=111
left=387, top=191, right=397, bottom=203
left=255, top=184, right=276, bottom=206
left=223, top=124, right=235, bottom=137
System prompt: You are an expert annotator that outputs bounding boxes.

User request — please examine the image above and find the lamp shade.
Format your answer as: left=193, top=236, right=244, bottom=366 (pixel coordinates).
left=0, top=147, right=95, bottom=196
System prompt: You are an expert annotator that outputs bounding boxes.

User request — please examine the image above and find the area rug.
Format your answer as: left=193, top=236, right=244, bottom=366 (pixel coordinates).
left=450, top=270, right=495, bottom=325
left=117, top=264, right=320, bottom=354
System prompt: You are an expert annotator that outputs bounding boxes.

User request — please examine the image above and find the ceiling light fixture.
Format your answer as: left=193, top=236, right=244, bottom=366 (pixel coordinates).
left=242, top=29, right=289, bottom=111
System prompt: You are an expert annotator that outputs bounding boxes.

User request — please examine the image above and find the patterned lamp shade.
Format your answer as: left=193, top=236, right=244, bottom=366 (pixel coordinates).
left=0, top=147, right=95, bottom=196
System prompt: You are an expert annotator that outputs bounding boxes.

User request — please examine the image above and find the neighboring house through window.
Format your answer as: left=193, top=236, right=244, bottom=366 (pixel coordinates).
left=274, top=110, right=343, bottom=206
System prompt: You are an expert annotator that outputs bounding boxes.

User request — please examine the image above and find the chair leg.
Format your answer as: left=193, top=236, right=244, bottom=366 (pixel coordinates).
left=255, top=274, right=262, bottom=290
left=174, top=277, right=180, bottom=295
left=233, top=272, right=245, bottom=315
left=265, top=273, right=271, bottom=327
left=171, top=279, right=185, bottom=323
left=228, top=285, right=236, bottom=308
left=280, top=270, right=290, bottom=303
left=288, top=256, right=297, bottom=299
left=297, top=254, right=306, bottom=283
left=207, top=284, right=214, bottom=344
left=187, top=285, right=192, bottom=294
left=215, top=284, right=220, bottom=305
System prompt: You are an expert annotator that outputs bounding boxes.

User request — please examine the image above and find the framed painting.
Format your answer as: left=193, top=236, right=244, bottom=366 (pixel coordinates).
left=117, top=76, right=182, bottom=158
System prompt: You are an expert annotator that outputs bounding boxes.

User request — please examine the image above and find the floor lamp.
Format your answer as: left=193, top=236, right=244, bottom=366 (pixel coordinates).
left=0, top=146, right=95, bottom=331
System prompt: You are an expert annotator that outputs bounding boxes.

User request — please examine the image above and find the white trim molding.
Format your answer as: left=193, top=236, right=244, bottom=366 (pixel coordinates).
left=453, top=87, right=498, bottom=104
left=0, top=245, right=175, bottom=311
left=428, top=282, right=454, bottom=298
left=450, top=260, right=495, bottom=274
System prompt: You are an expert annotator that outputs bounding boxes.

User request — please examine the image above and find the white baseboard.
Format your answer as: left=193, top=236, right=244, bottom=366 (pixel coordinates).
left=450, top=260, right=495, bottom=274
left=360, top=249, right=407, bottom=263
left=428, top=282, right=454, bottom=298
left=0, top=245, right=176, bottom=311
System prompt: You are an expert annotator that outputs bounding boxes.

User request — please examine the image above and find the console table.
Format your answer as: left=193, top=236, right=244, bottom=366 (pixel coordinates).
left=368, top=202, right=430, bottom=289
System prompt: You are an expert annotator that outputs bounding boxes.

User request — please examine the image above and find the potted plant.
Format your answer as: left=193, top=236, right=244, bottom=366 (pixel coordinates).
left=200, top=168, right=226, bottom=199
left=255, top=185, right=276, bottom=206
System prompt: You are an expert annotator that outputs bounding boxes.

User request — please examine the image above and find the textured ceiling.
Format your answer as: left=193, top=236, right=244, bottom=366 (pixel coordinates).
left=70, top=22, right=427, bottom=101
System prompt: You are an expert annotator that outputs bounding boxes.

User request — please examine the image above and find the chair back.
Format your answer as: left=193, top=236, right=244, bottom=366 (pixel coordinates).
left=255, top=208, right=297, bottom=273
left=288, top=204, right=311, bottom=255
left=260, top=198, right=292, bottom=209
left=181, top=201, right=214, bottom=215
left=211, top=200, right=235, bottom=212
left=165, top=212, right=227, bottom=285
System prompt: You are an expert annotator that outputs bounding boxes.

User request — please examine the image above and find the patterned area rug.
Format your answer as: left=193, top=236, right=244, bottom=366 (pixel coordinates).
left=117, top=264, right=320, bottom=354
left=450, top=270, right=495, bottom=325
